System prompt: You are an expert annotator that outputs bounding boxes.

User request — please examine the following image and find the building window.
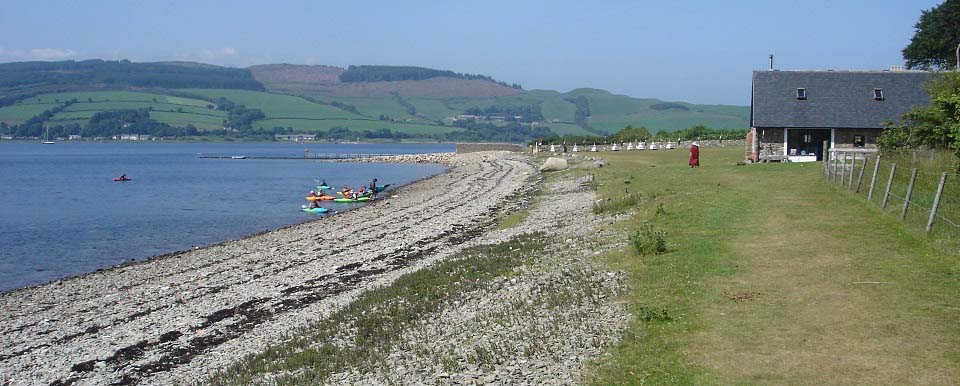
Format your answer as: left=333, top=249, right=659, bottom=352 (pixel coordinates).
left=796, top=88, right=807, bottom=100
left=853, top=135, right=865, bottom=148
left=874, top=88, right=884, bottom=101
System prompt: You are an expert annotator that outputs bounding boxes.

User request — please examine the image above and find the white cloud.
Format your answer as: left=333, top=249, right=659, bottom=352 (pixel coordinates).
left=0, top=47, right=77, bottom=61
left=200, top=46, right=238, bottom=61
left=27, top=48, right=77, bottom=60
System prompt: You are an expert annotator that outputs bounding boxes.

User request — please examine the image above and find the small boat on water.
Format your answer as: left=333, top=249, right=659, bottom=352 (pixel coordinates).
left=42, top=127, right=55, bottom=144
left=231, top=156, right=247, bottom=159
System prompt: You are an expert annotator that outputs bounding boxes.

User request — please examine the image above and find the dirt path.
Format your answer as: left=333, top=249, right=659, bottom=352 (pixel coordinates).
left=0, top=151, right=535, bottom=385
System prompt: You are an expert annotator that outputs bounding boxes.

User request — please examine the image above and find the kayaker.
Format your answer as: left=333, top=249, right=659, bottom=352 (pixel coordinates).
left=119, top=173, right=127, bottom=181
left=342, top=185, right=353, bottom=198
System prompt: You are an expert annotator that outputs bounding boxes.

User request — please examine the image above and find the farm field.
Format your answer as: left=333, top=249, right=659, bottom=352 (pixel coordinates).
left=177, top=88, right=355, bottom=120
left=581, top=148, right=959, bottom=384
left=0, top=90, right=226, bottom=129
left=0, top=103, right=50, bottom=124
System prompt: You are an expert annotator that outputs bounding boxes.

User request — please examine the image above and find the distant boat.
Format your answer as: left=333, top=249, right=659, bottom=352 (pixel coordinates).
left=42, top=127, right=55, bottom=144
left=231, top=156, right=247, bottom=159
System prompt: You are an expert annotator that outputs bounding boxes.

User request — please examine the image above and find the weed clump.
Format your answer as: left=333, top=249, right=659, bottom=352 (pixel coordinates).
left=593, top=192, right=645, bottom=214
left=655, top=203, right=666, bottom=216
left=637, top=306, right=671, bottom=322
left=629, top=224, right=667, bottom=256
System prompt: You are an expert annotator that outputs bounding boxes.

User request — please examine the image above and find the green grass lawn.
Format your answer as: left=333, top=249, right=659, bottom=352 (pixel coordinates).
left=584, top=147, right=960, bottom=385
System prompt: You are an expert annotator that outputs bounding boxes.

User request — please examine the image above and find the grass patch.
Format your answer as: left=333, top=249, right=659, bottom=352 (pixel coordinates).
left=207, top=233, right=547, bottom=385
left=583, top=147, right=960, bottom=385
left=593, top=192, right=645, bottom=214
left=494, top=206, right=532, bottom=231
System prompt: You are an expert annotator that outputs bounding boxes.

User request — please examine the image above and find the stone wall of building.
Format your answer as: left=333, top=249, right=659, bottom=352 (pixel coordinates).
left=757, top=128, right=785, bottom=157
left=456, top=143, right=526, bottom=153
left=833, top=128, right=881, bottom=149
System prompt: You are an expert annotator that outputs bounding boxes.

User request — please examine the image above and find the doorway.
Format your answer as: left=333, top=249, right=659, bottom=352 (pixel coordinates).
left=787, top=129, right=831, bottom=160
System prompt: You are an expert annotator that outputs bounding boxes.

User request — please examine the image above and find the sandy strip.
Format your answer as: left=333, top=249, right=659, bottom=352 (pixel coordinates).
left=0, top=151, right=536, bottom=385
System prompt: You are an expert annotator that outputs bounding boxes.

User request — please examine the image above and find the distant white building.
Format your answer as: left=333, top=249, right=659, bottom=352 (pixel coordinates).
left=116, top=134, right=152, bottom=141
left=275, top=134, right=309, bottom=141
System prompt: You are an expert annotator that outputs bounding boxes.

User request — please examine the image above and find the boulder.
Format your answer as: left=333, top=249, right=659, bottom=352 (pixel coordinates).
left=593, top=158, right=607, bottom=168
left=539, top=157, right=568, bottom=172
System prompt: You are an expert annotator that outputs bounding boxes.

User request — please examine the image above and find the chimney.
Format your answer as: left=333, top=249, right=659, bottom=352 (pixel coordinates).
left=768, top=54, right=774, bottom=71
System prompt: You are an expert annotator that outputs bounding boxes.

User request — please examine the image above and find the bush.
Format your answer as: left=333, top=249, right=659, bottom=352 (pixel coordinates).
left=630, top=223, right=667, bottom=256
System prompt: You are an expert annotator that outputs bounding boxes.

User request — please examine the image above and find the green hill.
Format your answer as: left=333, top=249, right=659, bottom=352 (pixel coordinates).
left=0, top=60, right=749, bottom=142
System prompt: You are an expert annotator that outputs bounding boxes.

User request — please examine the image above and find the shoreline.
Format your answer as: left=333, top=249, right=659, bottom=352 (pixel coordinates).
left=0, top=155, right=451, bottom=296
left=0, top=150, right=537, bottom=384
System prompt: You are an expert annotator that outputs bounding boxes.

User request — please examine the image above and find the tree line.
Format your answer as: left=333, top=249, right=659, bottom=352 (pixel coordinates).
left=462, top=104, right=543, bottom=122
left=533, top=124, right=747, bottom=145
left=339, top=65, right=522, bottom=89
left=0, top=60, right=264, bottom=108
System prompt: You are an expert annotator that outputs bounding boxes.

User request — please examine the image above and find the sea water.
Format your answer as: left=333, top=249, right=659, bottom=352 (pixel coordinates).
left=0, top=142, right=451, bottom=292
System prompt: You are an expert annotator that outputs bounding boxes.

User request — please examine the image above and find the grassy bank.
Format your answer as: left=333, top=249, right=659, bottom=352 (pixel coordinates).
left=585, top=147, right=960, bottom=384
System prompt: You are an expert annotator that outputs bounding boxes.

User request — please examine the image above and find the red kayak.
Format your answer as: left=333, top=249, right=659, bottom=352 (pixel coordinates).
left=113, top=177, right=132, bottom=182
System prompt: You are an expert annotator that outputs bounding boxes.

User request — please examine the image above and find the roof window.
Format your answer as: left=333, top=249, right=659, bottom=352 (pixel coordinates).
left=796, top=88, right=807, bottom=100
left=874, top=88, right=884, bottom=101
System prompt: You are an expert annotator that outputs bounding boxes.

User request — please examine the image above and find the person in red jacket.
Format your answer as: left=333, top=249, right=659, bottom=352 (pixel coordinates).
left=689, top=142, right=700, bottom=168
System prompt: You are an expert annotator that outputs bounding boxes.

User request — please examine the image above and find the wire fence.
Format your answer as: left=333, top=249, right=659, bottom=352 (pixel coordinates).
left=824, top=149, right=960, bottom=255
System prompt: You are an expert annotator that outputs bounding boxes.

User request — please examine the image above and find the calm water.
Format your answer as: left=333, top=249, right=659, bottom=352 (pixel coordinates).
left=0, top=141, right=451, bottom=292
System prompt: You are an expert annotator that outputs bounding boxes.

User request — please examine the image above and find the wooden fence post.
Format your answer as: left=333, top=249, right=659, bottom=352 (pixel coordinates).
left=848, top=153, right=857, bottom=189
left=900, top=168, right=918, bottom=220
left=855, top=155, right=868, bottom=192
left=881, top=163, right=897, bottom=209
left=830, top=150, right=840, bottom=182
left=840, top=152, right=847, bottom=185
left=926, top=172, right=948, bottom=233
left=823, top=144, right=830, bottom=176
left=867, top=155, right=881, bottom=201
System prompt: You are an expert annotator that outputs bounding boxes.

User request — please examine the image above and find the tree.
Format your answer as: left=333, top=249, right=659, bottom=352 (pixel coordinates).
left=879, top=72, right=960, bottom=169
left=903, top=0, right=960, bottom=70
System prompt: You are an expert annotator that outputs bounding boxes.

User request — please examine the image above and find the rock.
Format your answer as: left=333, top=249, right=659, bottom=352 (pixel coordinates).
left=538, top=157, right=568, bottom=172
left=593, top=158, right=607, bottom=168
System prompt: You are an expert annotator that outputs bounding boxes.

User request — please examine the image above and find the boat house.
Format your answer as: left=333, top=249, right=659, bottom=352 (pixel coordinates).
left=746, top=69, right=937, bottom=162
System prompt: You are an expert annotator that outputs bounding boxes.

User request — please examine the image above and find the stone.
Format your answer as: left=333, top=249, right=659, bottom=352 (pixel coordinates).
left=538, top=157, right=568, bottom=172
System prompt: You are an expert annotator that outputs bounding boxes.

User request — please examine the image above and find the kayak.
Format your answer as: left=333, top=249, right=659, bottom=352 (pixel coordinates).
left=337, top=191, right=372, bottom=198
left=317, top=185, right=331, bottom=190
left=333, top=196, right=371, bottom=203
left=302, top=207, right=329, bottom=214
left=306, top=195, right=335, bottom=201
left=113, top=177, right=132, bottom=182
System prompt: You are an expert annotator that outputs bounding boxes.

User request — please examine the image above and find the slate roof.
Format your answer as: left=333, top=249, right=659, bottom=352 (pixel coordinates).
left=751, top=70, right=938, bottom=129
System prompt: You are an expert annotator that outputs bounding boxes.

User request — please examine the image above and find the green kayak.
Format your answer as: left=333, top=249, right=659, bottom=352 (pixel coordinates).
left=333, top=196, right=371, bottom=203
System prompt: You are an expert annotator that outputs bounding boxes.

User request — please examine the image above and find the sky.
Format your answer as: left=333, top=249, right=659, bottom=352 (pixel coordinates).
left=0, top=0, right=942, bottom=105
